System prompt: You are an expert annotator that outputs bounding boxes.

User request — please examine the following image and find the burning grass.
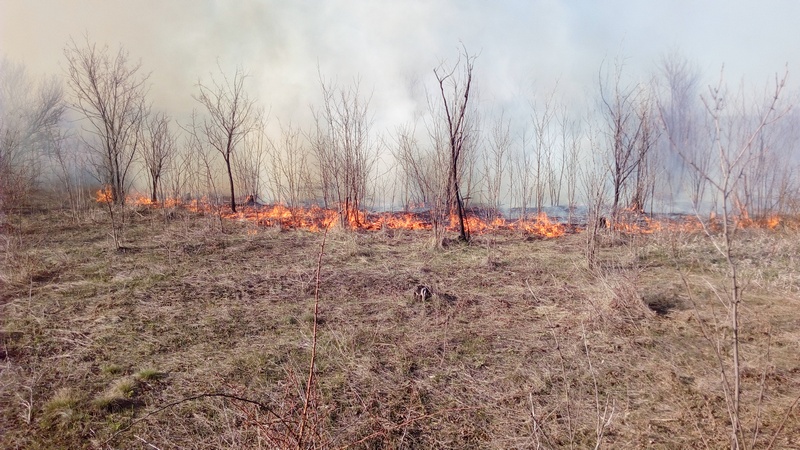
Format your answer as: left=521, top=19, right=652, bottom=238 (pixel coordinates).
left=127, top=193, right=571, bottom=238
left=1, top=204, right=799, bottom=448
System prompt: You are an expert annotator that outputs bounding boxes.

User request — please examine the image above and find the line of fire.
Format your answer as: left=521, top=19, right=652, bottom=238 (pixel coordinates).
left=96, top=188, right=783, bottom=238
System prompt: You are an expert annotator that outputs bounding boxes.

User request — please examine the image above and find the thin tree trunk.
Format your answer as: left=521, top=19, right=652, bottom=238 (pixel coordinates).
left=226, top=157, right=236, bottom=212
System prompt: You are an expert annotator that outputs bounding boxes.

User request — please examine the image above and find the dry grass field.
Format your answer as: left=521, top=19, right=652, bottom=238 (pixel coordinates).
left=1, top=203, right=799, bottom=448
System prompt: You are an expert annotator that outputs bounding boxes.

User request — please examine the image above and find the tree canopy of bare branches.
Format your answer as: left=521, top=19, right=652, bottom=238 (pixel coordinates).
left=64, top=37, right=148, bottom=205
left=483, top=111, right=511, bottom=218
left=657, top=53, right=705, bottom=210
left=392, top=123, right=442, bottom=209
left=194, top=67, right=255, bottom=213
left=658, top=66, right=791, bottom=450
left=234, top=111, right=268, bottom=205
left=141, top=111, right=176, bottom=203
left=312, top=76, right=375, bottom=227
left=0, top=57, right=66, bottom=209
left=434, top=46, right=477, bottom=242
left=598, top=60, right=652, bottom=215
left=268, top=121, right=313, bottom=209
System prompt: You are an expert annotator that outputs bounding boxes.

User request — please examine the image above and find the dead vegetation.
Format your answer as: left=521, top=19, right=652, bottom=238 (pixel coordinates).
left=1, top=205, right=799, bottom=448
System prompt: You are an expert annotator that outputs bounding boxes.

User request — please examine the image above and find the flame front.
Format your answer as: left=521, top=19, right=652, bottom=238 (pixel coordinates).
left=100, top=192, right=572, bottom=238
left=98, top=191, right=785, bottom=237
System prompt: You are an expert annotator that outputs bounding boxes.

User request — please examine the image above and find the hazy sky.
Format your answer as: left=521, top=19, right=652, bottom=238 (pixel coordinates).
left=2, top=0, right=799, bottom=130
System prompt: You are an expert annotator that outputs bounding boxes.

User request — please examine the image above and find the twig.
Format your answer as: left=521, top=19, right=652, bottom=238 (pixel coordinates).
left=751, top=327, right=772, bottom=448
left=102, top=392, right=293, bottom=446
left=297, top=226, right=329, bottom=449
left=765, top=393, right=800, bottom=450
left=134, top=434, right=162, bottom=450
left=582, top=323, right=613, bottom=449
left=529, top=393, right=555, bottom=449
left=545, top=311, right=575, bottom=448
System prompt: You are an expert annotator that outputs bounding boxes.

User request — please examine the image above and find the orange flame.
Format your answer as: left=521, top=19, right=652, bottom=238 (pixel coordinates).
left=516, top=212, right=567, bottom=238
left=101, top=193, right=786, bottom=237
left=612, top=215, right=662, bottom=234
left=378, top=213, right=432, bottom=231
left=110, top=194, right=570, bottom=237
left=765, top=215, right=781, bottom=229
left=95, top=187, right=113, bottom=204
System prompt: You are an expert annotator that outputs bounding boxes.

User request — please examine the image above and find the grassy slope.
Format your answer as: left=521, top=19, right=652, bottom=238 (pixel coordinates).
left=1, top=206, right=799, bottom=448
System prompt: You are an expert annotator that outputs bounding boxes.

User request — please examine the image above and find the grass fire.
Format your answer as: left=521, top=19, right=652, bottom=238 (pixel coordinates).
left=3, top=8, right=800, bottom=447
left=126, top=193, right=570, bottom=238
left=1, top=192, right=798, bottom=448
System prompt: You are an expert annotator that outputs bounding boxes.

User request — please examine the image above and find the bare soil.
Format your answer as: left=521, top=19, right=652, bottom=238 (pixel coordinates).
left=1, top=206, right=799, bottom=448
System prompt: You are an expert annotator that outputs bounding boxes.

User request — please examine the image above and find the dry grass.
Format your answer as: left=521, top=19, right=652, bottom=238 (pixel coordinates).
left=1, top=205, right=799, bottom=448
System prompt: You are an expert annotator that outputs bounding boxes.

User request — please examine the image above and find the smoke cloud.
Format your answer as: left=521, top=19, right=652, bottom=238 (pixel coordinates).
left=3, top=0, right=798, bottom=131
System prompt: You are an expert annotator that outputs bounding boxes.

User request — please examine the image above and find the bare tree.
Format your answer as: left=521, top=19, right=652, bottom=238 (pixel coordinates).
left=754, top=107, right=800, bottom=216
left=459, top=111, right=482, bottom=215
left=483, top=111, right=511, bottom=218
left=181, top=110, right=230, bottom=231
left=598, top=60, right=647, bottom=217
left=551, top=104, right=569, bottom=209
left=392, top=124, right=420, bottom=208
left=392, top=122, right=448, bottom=215
left=530, top=91, right=558, bottom=212
left=511, top=128, right=535, bottom=218
left=581, top=122, right=609, bottom=269
left=434, top=46, right=477, bottom=242
left=681, top=68, right=789, bottom=450
left=194, top=67, right=255, bottom=213
left=628, top=89, right=659, bottom=212
left=737, top=99, right=800, bottom=219
left=64, top=37, right=148, bottom=205
left=657, top=53, right=706, bottom=213
left=185, top=111, right=221, bottom=202
left=311, top=76, right=375, bottom=228
left=558, top=112, right=582, bottom=223
left=0, top=57, right=66, bottom=210
left=49, top=132, right=89, bottom=218
left=141, top=111, right=176, bottom=203
left=234, top=111, right=268, bottom=205
left=164, top=128, right=200, bottom=203
left=268, top=122, right=313, bottom=209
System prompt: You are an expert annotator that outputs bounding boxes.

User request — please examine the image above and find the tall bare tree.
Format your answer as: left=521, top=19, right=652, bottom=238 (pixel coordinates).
left=736, top=97, right=800, bottom=219
left=234, top=111, right=268, bottom=204
left=558, top=111, right=582, bottom=223
left=64, top=37, right=148, bottom=205
left=268, top=121, right=313, bottom=209
left=662, top=65, right=791, bottom=449
left=0, top=57, right=65, bottom=210
left=141, top=111, right=175, bottom=203
left=393, top=122, right=447, bottom=210
left=752, top=108, right=800, bottom=216
left=483, top=111, right=511, bottom=218
left=657, top=53, right=705, bottom=212
left=164, top=120, right=201, bottom=202
left=194, top=67, right=255, bottom=213
left=50, top=133, right=87, bottom=217
left=311, top=76, right=375, bottom=227
left=511, top=128, right=535, bottom=218
left=598, top=60, right=647, bottom=216
left=581, top=121, right=609, bottom=268
left=698, top=68, right=788, bottom=450
left=434, top=46, right=477, bottom=242
left=628, top=90, right=659, bottom=212
left=530, top=91, right=558, bottom=211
